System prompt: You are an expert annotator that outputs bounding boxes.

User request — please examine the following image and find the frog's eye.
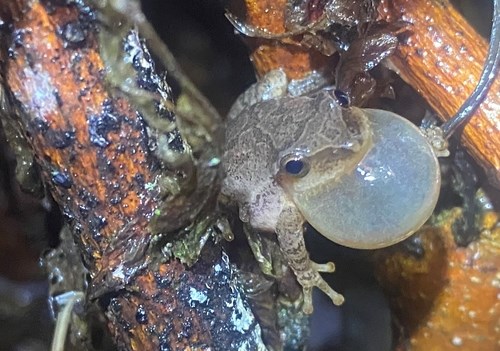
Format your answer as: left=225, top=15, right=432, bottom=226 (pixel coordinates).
left=280, top=154, right=310, bottom=177
left=334, top=89, right=350, bottom=108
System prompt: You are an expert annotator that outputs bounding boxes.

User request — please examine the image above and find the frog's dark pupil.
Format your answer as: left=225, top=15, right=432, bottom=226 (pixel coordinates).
left=334, top=90, right=350, bottom=107
left=285, top=159, right=304, bottom=175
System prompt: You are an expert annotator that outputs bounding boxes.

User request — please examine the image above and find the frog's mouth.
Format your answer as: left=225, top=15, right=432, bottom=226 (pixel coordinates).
left=288, top=109, right=441, bottom=250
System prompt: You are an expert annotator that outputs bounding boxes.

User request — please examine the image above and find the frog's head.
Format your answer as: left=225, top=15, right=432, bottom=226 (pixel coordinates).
left=276, top=100, right=372, bottom=199
left=276, top=97, right=441, bottom=250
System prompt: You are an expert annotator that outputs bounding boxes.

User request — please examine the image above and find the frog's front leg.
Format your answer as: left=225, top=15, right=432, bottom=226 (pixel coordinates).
left=276, top=205, right=344, bottom=314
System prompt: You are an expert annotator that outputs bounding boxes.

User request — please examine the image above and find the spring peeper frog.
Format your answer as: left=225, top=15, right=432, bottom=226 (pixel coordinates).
left=222, top=70, right=372, bottom=313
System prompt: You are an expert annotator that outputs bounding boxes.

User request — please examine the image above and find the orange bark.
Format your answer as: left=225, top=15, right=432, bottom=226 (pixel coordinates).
left=0, top=1, right=262, bottom=350
left=229, top=0, right=336, bottom=79
left=3, top=1, right=155, bottom=275
left=375, top=209, right=500, bottom=350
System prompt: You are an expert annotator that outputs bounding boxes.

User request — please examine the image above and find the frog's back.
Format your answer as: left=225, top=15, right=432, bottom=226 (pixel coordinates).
left=225, top=91, right=353, bottom=157
left=222, top=91, right=358, bottom=203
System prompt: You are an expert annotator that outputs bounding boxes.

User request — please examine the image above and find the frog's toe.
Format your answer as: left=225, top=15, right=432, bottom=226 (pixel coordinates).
left=314, top=277, right=344, bottom=307
left=312, top=261, right=336, bottom=273
left=302, top=287, right=314, bottom=314
left=310, top=261, right=344, bottom=306
left=300, top=269, right=344, bottom=314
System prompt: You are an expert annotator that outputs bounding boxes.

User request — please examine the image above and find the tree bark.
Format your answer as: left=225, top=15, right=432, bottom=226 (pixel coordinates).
left=0, top=1, right=265, bottom=350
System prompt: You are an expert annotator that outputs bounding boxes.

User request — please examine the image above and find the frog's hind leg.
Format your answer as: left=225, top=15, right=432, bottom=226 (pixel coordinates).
left=276, top=206, right=344, bottom=314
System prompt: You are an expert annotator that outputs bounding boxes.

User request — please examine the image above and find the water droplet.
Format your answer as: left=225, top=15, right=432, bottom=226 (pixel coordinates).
left=60, top=21, right=86, bottom=47
left=51, top=171, right=72, bottom=188
left=207, top=157, right=221, bottom=167
left=135, top=304, right=148, bottom=324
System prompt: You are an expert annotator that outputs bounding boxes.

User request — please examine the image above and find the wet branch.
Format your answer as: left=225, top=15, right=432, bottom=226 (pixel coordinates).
left=0, top=1, right=265, bottom=350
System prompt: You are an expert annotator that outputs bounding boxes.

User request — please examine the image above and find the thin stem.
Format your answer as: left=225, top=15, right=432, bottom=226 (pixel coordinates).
left=442, top=0, right=500, bottom=137
left=50, top=291, right=85, bottom=351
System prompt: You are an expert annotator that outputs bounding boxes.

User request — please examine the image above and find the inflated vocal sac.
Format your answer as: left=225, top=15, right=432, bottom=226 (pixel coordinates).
left=292, top=108, right=441, bottom=249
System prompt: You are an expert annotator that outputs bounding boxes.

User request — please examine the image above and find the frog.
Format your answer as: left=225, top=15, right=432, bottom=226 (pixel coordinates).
left=221, top=69, right=373, bottom=313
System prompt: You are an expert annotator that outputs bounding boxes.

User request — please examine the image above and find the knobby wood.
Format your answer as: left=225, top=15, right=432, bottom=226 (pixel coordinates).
left=0, top=1, right=263, bottom=350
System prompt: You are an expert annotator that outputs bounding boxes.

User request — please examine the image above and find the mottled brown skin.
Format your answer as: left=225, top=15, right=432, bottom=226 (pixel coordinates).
left=222, top=70, right=372, bottom=312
